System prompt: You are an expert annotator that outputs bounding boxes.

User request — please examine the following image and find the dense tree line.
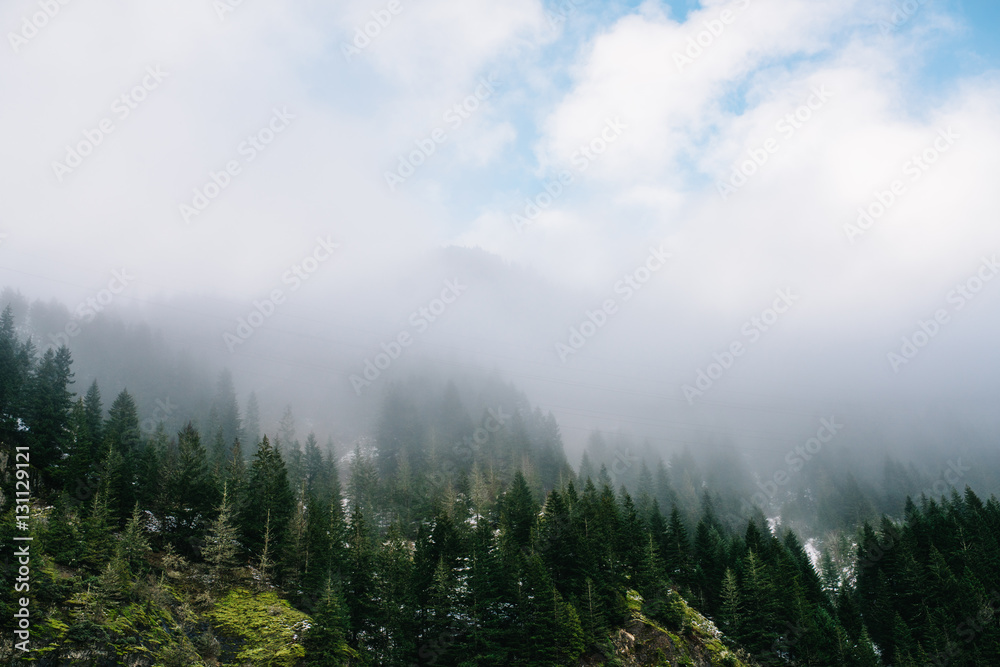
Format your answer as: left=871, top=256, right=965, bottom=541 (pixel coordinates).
left=2, top=304, right=1000, bottom=665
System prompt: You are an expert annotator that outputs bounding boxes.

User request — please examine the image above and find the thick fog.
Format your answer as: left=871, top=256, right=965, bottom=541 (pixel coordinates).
left=2, top=0, right=999, bottom=485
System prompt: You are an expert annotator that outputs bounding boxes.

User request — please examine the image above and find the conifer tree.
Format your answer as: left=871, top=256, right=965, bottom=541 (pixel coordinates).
left=500, top=470, right=538, bottom=554
left=243, top=391, right=261, bottom=447
left=103, top=390, right=141, bottom=524
left=83, top=489, right=115, bottom=571
left=238, top=435, right=294, bottom=559
left=213, top=369, right=241, bottom=452
left=204, top=483, right=241, bottom=588
left=119, top=503, right=152, bottom=576
left=343, top=505, right=377, bottom=648
left=304, top=579, right=358, bottom=666
left=26, top=345, right=74, bottom=479
left=0, top=306, right=34, bottom=450
left=164, top=422, right=219, bottom=554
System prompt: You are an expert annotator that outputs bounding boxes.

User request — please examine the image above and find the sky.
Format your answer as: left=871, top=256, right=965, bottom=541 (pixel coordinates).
left=2, top=0, right=999, bottom=457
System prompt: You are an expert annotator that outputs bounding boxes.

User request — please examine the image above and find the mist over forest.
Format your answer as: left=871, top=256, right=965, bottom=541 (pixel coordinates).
left=3, top=0, right=1000, bottom=665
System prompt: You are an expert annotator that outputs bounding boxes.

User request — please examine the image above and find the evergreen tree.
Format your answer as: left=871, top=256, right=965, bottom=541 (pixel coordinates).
left=243, top=391, right=261, bottom=447
left=213, top=369, right=241, bottom=453
left=0, top=306, right=34, bottom=451
left=103, top=390, right=141, bottom=524
left=348, top=443, right=380, bottom=518
left=118, top=503, right=152, bottom=576
left=82, top=489, right=115, bottom=571
left=720, top=567, right=741, bottom=636
left=237, top=435, right=294, bottom=561
left=499, top=470, right=538, bottom=554
left=343, top=506, right=377, bottom=649
left=204, top=483, right=241, bottom=588
left=163, top=422, right=219, bottom=555
left=303, top=433, right=326, bottom=496
left=304, top=579, right=358, bottom=666
left=277, top=404, right=296, bottom=450
left=26, top=345, right=74, bottom=480
left=663, top=504, right=692, bottom=589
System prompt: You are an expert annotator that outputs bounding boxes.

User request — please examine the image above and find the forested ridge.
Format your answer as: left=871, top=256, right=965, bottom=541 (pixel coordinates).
left=2, top=304, right=1000, bottom=666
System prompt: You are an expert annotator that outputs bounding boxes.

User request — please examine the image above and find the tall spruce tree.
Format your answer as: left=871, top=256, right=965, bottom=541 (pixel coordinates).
left=237, top=435, right=294, bottom=562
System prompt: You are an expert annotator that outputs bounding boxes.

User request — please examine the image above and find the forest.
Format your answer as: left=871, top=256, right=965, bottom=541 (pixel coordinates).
left=2, top=301, right=1000, bottom=666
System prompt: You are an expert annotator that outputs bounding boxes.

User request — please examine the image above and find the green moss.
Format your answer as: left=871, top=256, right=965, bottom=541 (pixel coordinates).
left=210, top=588, right=310, bottom=667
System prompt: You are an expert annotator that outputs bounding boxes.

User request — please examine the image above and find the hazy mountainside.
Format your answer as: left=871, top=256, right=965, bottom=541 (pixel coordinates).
left=5, top=264, right=1000, bottom=540
left=4, top=302, right=1000, bottom=664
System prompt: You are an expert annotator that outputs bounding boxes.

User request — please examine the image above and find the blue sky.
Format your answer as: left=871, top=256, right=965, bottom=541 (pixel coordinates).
left=2, top=0, right=999, bottom=307
left=323, top=0, right=1000, bottom=240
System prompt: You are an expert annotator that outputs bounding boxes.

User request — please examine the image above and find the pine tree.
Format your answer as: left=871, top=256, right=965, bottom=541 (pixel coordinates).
left=500, top=470, right=538, bottom=554
left=720, top=567, right=741, bottom=636
left=213, top=369, right=241, bottom=453
left=26, top=345, right=74, bottom=480
left=82, top=489, right=115, bottom=571
left=204, top=483, right=241, bottom=588
left=304, top=579, right=358, bottom=666
left=300, top=491, right=333, bottom=598
left=578, top=451, right=595, bottom=482
left=284, top=489, right=309, bottom=591
left=348, top=443, right=379, bottom=518
left=226, top=438, right=246, bottom=488
left=344, top=505, right=377, bottom=649
left=619, top=490, right=645, bottom=578
left=277, top=404, right=296, bottom=450
left=103, top=390, right=141, bottom=524
left=693, top=516, right=724, bottom=614
left=0, top=306, right=35, bottom=451
left=44, top=493, right=85, bottom=567
left=237, top=435, right=294, bottom=560
left=164, top=422, right=219, bottom=555
left=303, top=433, right=325, bottom=496
left=374, top=526, right=417, bottom=665
left=118, top=503, right=152, bottom=576
left=738, top=550, right=780, bottom=660
left=243, top=391, right=261, bottom=447
left=538, top=489, right=581, bottom=597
